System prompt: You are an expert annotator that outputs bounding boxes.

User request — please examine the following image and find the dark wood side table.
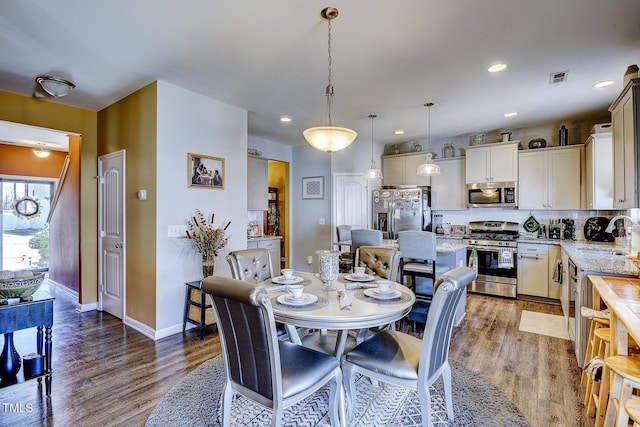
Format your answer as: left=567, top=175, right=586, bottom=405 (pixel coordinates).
left=0, top=290, right=54, bottom=395
left=183, top=281, right=216, bottom=339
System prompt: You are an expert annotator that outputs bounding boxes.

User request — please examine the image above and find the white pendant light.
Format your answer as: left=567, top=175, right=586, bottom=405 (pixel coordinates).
left=364, top=114, right=383, bottom=180
left=417, top=102, right=441, bottom=176
left=303, top=7, right=357, bottom=153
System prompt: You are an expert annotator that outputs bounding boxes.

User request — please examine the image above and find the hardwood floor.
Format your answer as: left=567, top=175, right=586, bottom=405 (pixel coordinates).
left=0, top=282, right=590, bottom=427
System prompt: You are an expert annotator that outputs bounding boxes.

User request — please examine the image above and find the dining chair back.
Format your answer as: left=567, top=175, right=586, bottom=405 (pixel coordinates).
left=226, top=248, right=273, bottom=283
left=337, top=225, right=353, bottom=273
left=397, top=230, right=449, bottom=298
left=355, top=246, right=401, bottom=281
left=201, top=276, right=344, bottom=427
left=350, top=229, right=383, bottom=260
left=342, top=266, right=476, bottom=426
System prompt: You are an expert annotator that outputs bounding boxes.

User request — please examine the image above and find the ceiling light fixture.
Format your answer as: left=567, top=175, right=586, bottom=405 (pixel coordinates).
left=364, top=114, right=383, bottom=180
left=417, top=102, right=441, bottom=176
left=488, top=63, right=507, bottom=73
left=36, top=75, right=76, bottom=98
left=394, top=130, right=405, bottom=135
left=504, top=111, right=518, bottom=117
left=32, top=143, right=51, bottom=158
left=593, top=80, right=614, bottom=88
left=302, top=7, right=357, bottom=153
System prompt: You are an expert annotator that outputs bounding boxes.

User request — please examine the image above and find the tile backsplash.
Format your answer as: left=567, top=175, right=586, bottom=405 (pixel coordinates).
left=435, top=208, right=640, bottom=246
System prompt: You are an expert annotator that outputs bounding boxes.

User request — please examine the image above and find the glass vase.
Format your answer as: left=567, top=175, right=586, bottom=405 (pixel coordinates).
left=316, top=250, right=340, bottom=291
left=201, top=255, right=215, bottom=278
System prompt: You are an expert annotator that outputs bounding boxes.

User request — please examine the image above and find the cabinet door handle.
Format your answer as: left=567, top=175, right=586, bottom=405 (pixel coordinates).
left=518, top=254, right=540, bottom=259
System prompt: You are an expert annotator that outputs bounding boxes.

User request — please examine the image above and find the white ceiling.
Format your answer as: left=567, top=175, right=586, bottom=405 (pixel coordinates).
left=0, top=0, right=639, bottom=149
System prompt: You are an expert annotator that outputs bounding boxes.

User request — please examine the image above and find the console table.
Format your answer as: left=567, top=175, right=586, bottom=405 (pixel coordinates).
left=0, top=290, right=54, bottom=395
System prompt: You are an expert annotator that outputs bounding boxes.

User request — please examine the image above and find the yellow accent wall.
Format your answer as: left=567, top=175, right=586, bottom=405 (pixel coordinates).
left=0, top=91, right=98, bottom=304
left=97, top=82, right=158, bottom=328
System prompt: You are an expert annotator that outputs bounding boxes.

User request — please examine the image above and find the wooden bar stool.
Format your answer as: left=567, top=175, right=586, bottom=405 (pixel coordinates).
left=603, top=356, right=640, bottom=427
left=583, top=317, right=611, bottom=387
left=624, top=398, right=640, bottom=426
left=588, top=328, right=612, bottom=419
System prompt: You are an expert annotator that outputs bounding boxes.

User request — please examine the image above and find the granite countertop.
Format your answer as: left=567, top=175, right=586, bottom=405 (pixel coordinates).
left=247, top=235, right=282, bottom=241
left=560, top=241, right=638, bottom=276
left=436, top=242, right=467, bottom=253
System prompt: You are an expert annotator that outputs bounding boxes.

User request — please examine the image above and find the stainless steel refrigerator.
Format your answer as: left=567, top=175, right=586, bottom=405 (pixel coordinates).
left=372, top=187, right=432, bottom=239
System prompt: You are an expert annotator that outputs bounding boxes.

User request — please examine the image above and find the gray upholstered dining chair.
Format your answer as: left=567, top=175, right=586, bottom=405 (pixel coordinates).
left=201, top=276, right=344, bottom=427
left=226, top=248, right=273, bottom=283
left=397, top=230, right=450, bottom=298
left=336, top=225, right=353, bottom=272
left=342, top=267, right=476, bottom=426
left=349, top=228, right=383, bottom=262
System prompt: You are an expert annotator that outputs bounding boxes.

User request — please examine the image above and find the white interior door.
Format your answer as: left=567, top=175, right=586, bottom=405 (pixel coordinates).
left=332, top=173, right=376, bottom=242
left=98, top=150, right=125, bottom=319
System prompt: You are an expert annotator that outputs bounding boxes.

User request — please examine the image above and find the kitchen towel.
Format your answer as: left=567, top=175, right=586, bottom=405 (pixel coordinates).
left=552, top=260, right=563, bottom=284
left=498, top=248, right=514, bottom=269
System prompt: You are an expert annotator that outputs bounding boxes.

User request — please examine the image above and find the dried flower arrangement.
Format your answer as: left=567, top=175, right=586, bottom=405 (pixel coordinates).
left=185, top=210, right=231, bottom=277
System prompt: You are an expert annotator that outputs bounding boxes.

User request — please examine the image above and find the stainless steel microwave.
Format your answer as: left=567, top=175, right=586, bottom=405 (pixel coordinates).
left=466, top=182, right=518, bottom=208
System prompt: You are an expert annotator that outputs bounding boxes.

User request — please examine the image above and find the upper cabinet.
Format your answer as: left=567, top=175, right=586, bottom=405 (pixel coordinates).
left=247, top=156, right=268, bottom=210
left=609, top=78, right=640, bottom=209
left=431, top=158, right=466, bottom=210
left=585, top=132, right=613, bottom=210
left=465, top=142, right=518, bottom=184
left=382, top=153, right=431, bottom=186
left=519, top=145, right=583, bottom=210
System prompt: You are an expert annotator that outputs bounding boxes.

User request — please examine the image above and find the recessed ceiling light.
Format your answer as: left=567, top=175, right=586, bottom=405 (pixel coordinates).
left=593, top=80, right=614, bottom=88
left=488, top=63, right=507, bottom=73
left=504, top=112, right=518, bottom=118
left=280, top=116, right=291, bottom=123
left=394, top=130, right=405, bottom=135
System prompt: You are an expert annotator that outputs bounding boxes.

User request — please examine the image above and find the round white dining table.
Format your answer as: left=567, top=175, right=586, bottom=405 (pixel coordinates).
left=263, top=271, right=415, bottom=357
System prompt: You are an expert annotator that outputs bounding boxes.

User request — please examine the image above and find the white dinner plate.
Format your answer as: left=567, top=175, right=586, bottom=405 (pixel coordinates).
left=364, top=289, right=403, bottom=300
left=372, top=288, right=396, bottom=297
left=276, top=293, right=318, bottom=307
left=272, top=276, right=304, bottom=285
left=344, top=274, right=375, bottom=282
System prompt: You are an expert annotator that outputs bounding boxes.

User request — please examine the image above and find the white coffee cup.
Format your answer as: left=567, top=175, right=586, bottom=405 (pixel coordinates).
left=287, top=284, right=304, bottom=299
left=281, top=269, right=294, bottom=279
left=354, top=266, right=366, bottom=277
left=377, top=281, right=391, bottom=294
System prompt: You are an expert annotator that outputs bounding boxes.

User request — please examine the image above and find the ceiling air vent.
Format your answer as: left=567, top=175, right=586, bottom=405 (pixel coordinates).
left=549, top=70, right=568, bottom=84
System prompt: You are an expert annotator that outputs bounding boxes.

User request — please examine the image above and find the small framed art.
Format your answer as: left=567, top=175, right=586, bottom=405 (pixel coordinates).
left=188, top=153, right=225, bottom=189
left=302, top=176, right=324, bottom=199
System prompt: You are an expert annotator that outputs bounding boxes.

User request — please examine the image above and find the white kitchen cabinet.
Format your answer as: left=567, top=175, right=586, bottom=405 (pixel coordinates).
left=431, top=158, right=466, bottom=210
left=247, top=156, right=268, bottom=210
left=609, top=78, right=639, bottom=209
left=518, top=145, right=582, bottom=210
left=465, top=142, right=518, bottom=184
left=382, top=153, right=431, bottom=186
left=585, top=132, right=613, bottom=209
left=517, top=243, right=550, bottom=297
left=247, top=237, right=281, bottom=277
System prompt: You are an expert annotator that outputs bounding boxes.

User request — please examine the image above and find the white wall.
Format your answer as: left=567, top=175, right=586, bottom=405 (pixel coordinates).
left=155, top=81, right=248, bottom=332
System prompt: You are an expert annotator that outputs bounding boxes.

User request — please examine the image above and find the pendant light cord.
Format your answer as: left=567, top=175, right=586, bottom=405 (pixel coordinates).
left=325, top=18, right=334, bottom=126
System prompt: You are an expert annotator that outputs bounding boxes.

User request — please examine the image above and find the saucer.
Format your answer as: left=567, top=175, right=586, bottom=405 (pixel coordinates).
left=344, top=274, right=375, bottom=282
left=364, top=289, right=402, bottom=300
left=272, top=276, right=304, bottom=285
left=277, top=293, right=318, bottom=307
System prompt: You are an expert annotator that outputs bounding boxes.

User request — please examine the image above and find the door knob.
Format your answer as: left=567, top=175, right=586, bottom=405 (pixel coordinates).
left=115, top=243, right=122, bottom=249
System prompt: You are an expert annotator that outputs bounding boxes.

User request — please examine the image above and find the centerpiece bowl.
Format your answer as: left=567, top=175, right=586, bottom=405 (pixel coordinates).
left=0, top=271, right=45, bottom=301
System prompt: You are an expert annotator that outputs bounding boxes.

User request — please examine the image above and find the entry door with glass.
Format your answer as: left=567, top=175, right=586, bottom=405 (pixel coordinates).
left=1, top=178, right=53, bottom=271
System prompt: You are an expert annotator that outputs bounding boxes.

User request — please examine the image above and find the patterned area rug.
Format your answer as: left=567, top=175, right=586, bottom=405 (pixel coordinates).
left=146, top=356, right=529, bottom=427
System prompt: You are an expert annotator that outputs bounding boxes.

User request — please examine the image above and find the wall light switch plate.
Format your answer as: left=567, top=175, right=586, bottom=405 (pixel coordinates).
left=167, top=225, right=187, bottom=238
left=319, top=218, right=325, bottom=225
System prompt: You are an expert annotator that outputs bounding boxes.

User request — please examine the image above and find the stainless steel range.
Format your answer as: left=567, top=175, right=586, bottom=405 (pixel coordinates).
left=463, top=221, right=519, bottom=298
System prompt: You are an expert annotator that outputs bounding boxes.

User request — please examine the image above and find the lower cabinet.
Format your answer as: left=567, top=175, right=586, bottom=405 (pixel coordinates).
left=517, top=243, right=553, bottom=298
left=247, top=238, right=281, bottom=277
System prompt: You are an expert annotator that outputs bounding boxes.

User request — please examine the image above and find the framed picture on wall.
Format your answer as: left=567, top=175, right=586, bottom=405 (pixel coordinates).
left=188, top=153, right=225, bottom=189
left=302, top=176, right=324, bottom=199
